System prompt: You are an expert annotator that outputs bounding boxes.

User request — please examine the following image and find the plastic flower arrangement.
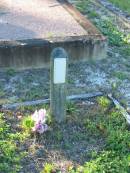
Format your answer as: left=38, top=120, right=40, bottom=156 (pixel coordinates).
left=31, top=109, right=48, bottom=134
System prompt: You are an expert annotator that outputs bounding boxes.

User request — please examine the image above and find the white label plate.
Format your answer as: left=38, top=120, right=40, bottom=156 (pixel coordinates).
left=54, top=58, right=66, bottom=84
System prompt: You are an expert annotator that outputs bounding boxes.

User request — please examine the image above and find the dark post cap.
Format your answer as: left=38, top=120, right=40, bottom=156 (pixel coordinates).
left=51, top=47, right=68, bottom=59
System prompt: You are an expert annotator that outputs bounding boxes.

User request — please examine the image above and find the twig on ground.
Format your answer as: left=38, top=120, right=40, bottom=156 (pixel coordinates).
left=108, top=94, right=130, bottom=124
left=2, top=92, right=103, bottom=109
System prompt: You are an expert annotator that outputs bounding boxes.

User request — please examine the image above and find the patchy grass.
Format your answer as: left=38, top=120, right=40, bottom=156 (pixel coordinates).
left=6, top=68, right=16, bottom=76
left=108, top=0, right=130, bottom=14
left=0, top=98, right=130, bottom=173
left=112, top=71, right=129, bottom=80
left=97, top=96, right=111, bottom=110
left=0, top=88, right=5, bottom=97
left=76, top=0, right=130, bottom=47
left=75, top=0, right=90, bottom=14
left=0, top=111, right=29, bottom=173
left=94, top=19, right=128, bottom=46
left=87, top=10, right=99, bottom=18
left=120, top=46, right=130, bottom=58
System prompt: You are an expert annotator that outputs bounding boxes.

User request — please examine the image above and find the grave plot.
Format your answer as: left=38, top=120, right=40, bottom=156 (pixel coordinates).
left=0, top=1, right=130, bottom=173
left=0, top=96, right=129, bottom=173
left=0, top=0, right=106, bottom=69
left=0, top=47, right=129, bottom=171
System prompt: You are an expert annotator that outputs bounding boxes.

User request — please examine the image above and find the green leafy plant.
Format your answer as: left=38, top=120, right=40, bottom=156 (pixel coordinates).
left=81, top=151, right=129, bottom=173
left=84, top=119, right=98, bottom=134
left=41, top=163, right=54, bottom=173
left=6, top=68, right=16, bottom=76
left=106, top=129, right=130, bottom=154
left=21, top=116, right=35, bottom=131
left=67, top=102, right=77, bottom=114
left=69, top=108, right=130, bottom=173
left=113, top=71, right=128, bottom=80
left=97, top=96, right=111, bottom=110
left=120, top=46, right=130, bottom=58
left=109, top=0, right=130, bottom=14
left=76, top=0, right=90, bottom=14
left=0, top=113, right=26, bottom=173
left=95, top=19, right=124, bottom=46
left=88, top=11, right=99, bottom=18
left=22, top=109, right=49, bottom=134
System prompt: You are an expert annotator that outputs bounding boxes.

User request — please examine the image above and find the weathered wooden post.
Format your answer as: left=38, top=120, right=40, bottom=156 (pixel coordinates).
left=50, top=47, right=68, bottom=123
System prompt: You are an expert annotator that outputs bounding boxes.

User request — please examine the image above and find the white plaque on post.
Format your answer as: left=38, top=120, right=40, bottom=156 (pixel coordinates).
left=54, top=58, right=66, bottom=84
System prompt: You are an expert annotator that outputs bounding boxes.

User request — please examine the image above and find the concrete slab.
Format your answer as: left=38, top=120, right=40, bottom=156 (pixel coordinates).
left=0, top=0, right=88, bottom=40
left=0, top=0, right=107, bottom=69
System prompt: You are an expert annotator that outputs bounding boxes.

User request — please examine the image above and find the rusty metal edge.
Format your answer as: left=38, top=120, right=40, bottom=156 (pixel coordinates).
left=58, top=0, right=106, bottom=41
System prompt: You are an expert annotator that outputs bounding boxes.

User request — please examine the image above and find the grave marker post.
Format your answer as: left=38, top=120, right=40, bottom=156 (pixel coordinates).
left=50, top=48, right=68, bottom=123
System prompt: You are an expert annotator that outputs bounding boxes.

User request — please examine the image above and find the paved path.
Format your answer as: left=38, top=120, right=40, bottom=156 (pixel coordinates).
left=0, top=0, right=87, bottom=40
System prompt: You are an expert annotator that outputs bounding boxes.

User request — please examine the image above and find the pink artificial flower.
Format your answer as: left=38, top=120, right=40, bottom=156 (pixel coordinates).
left=32, top=122, right=48, bottom=134
left=32, top=109, right=46, bottom=124
left=32, top=110, right=39, bottom=122
left=31, top=109, right=48, bottom=134
left=38, top=109, right=46, bottom=123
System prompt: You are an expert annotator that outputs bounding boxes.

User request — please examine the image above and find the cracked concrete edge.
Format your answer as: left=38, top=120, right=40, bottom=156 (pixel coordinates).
left=0, top=35, right=107, bottom=69
left=0, top=35, right=107, bottom=48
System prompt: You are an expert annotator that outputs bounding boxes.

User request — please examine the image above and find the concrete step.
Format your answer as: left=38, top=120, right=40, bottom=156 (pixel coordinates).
left=0, top=0, right=107, bottom=69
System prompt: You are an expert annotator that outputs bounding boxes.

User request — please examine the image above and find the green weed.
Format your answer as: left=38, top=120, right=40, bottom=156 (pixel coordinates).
left=113, top=71, right=128, bottom=80
left=69, top=108, right=130, bottom=173
left=76, top=0, right=90, bottom=14
left=21, top=116, right=34, bottom=132
left=0, top=86, right=5, bottom=97
left=95, top=19, right=124, bottom=46
left=0, top=90, right=5, bottom=97
left=120, top=46, right=130, bottom=58
left=24, top=88, right=43, bottom=101
left=88, top=11, right=99, bottom=18
left=109, top=0, right=130, bottom=14
left=0, top=113, right=27, bottom=173
left=6, top=68, right=16, bottom=76
left=41, top=163, right=54, bottom=173
left=67, top=101, right=77, bottom=114
left=97, top=96, right=111, bottom=110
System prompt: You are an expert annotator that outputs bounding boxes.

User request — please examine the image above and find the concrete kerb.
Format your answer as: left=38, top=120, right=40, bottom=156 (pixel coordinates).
left=0, top=35, right=107, bottom=69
